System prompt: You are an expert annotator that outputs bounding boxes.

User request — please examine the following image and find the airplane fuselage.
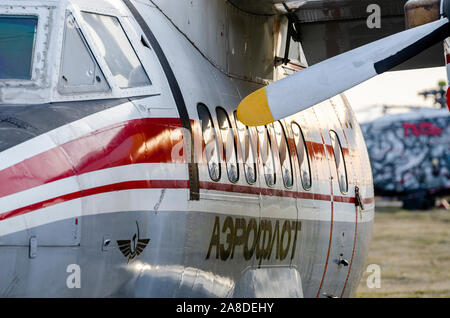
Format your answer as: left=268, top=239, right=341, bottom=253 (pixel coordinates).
left=0, top=0, right=374, bottom=298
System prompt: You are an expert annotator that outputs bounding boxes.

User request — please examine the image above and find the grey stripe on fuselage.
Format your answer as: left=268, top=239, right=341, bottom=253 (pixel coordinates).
left=0, top=99, right=129, bottom=152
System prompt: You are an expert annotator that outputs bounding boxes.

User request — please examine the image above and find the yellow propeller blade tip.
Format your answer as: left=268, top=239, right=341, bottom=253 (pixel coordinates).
left=237, top=87, right=275, bottom=126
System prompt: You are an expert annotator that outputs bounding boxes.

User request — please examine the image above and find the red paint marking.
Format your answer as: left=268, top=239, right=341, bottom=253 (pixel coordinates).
left=0, top=114, right=374, bottom=221
left=0, top=118, right=184, bottom=199
left=0, top=179, right=189, bottom=221
left=333, top=196, right=353, bottom=204
left=307, top=141, right=326, bottom=157
left=287, top=62, right=304, bottom=71
left=199, top=181, right=363, bottom=203
left=0, top=177, right=374, bottom=222
left=0, top=115, right=355, bottom=201
left=403, top=122, right=442, bottom=137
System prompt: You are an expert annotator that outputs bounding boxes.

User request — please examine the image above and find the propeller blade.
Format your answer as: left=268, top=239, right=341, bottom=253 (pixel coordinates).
left=237, top=18, right=450, bottom=126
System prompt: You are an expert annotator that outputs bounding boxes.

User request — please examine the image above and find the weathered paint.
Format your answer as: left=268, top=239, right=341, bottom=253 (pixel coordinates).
left=0, top=0, right=374, bottom=298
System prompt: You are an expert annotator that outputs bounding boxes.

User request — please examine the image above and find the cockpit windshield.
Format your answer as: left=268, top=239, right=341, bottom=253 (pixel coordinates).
left=0, top=15, right=38, bottom=80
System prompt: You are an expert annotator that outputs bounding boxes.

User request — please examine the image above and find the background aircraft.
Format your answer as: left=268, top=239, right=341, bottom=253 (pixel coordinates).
left=362, top=107, right=449, bottom=209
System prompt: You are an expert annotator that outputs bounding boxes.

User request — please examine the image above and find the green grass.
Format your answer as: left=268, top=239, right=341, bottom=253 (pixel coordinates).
left=355, top=206, right=450, bottom=298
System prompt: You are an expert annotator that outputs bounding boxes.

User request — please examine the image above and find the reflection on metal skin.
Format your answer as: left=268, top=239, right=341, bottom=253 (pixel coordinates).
left=131, top=261, right=235, bottom=297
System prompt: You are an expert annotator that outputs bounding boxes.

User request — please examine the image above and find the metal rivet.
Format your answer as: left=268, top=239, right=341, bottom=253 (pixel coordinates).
left=29, top=236, right=37, bottom=259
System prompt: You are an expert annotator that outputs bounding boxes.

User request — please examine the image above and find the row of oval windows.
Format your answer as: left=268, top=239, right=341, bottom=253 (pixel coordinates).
left=197, top=103, right=349, bottom=194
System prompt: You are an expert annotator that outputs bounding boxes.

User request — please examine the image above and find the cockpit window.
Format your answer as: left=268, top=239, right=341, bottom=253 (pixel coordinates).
left=59, top=14, right=109, bottom=94
left=0, top=15, right=38, bottom=80
left=81, top=12, right=151, bottom=89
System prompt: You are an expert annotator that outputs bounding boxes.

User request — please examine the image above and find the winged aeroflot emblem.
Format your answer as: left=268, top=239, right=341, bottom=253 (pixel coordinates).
left=117, top=221, right=150, bottom=263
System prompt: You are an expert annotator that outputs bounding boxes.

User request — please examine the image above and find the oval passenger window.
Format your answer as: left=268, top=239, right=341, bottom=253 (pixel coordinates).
left=273, top=121, right=293, bottom=188
left=292, top=123, right=312, bottom=190
left=329, top=130, right=348, bottom=193
left=234, top=111, right=257, bottom=184
left=216, top=107, right=239, bottom=183
left=257, top=125, right=276, bottom=187
left=197, top=104, right=221, bottom=181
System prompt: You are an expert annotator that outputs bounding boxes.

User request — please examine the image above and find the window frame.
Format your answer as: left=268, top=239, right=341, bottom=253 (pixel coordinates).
left=329, top=130, right=349, bottom=194
left=291, top=122, right=312, bottom=191
left=55, top=6, right=159, bottom=101
left=273, top=121, right=294, bottom=189
left=216, top=107, right=239, bottom=183
left=233, top=110, right=257, bottom=185
left=257, top=125, right=277, bottom=187
left=198, top=103, right=222, bottom=182
left=0, top=5, right=51, bottom=90
left=80, top=11, right=151, bottom=90
left=57, top=12, right=110, bottom=95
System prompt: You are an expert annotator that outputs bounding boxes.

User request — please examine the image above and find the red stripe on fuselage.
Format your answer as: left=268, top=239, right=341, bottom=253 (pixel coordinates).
left=199, top=181, right=369, bottom=204
left=0, top=116, right=374, bottom=222
left=0, top=118, right=184, bottom=199
left=0, top=178, right=374, bottom=222
left=0, top=116, right=362, bottom=201
left=0, top=179, right=189, bottom=221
